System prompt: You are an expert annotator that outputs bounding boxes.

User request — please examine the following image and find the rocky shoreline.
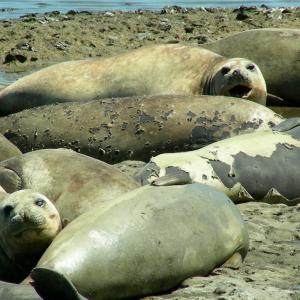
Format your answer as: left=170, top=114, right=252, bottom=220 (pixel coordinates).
left=0, top=6, right=300, bottom=73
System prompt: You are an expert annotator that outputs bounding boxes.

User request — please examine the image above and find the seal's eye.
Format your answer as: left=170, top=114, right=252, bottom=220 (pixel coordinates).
left=221, top=66, right=231, bottom=75
left=35, top=198, right=46, bottom=208
left=247, top=64, right=255, bottom=71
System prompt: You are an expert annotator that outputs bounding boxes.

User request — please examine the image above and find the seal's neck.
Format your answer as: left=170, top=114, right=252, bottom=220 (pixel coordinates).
left=202, top=57, right=227, bottom=95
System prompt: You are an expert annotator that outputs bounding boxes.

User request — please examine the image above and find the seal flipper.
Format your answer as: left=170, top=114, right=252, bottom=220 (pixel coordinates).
left=30, top=268, right=87, bottom=300
left=151, top=167, right=192, bottom=186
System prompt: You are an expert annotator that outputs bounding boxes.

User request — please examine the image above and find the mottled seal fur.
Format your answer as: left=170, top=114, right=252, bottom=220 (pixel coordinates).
left=0, top=95, right=282, bottom=163
left=204, top=28, right=300, bottom=104
left=30, top=183, right=249, bottom=300
left=0, top=149, right=139, bottom=221
left=137, top=118, right=300, bottom=205
left=0, top=44, right=267, bottom=115
left=0, top=190, right=61, bottom=283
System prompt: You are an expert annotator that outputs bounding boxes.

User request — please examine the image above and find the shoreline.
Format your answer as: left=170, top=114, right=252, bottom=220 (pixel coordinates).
left=0, top=6, right=300, bottom=74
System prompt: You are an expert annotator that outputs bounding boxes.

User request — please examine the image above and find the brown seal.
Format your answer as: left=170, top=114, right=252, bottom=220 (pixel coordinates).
left=0, top=44, right=267, bottom=115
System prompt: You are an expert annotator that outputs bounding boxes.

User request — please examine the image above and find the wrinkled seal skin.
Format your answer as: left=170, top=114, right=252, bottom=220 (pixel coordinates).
left=0, top=95, right=282, bottom=163
left=0, top=280, right=41, bottom=300
left=0, top=44, right=267, bottom=115
left=204, top=28, right=300, bottom=104
left=0, top=149, right=139, bottom=222
left=0, top=190, right=61, bottom=283
left=30, top=183, right=249, bottom=300
left=137, top=118, right=300, bottom=205
left=0, top=133, right=21, bottom=162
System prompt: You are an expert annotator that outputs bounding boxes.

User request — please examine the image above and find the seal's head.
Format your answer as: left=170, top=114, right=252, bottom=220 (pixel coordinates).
left=206, top=58, right=267, bottom=105
left=0, top=190, right=61, bottom=268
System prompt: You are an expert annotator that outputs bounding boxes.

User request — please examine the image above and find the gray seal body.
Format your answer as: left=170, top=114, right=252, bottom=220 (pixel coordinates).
left=31, top=183, right=249, bottom=300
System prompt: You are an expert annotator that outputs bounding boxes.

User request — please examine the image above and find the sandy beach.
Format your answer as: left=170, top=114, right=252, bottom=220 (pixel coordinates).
left=0, top=6, right=299, bottom=299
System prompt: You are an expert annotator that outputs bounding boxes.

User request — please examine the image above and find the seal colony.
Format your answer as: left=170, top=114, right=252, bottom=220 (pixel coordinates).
left=0, top=44, right=267, bottom=115
left=0, top=95, right=282, bottom=163
left=0, top=18, right=298, bottom=299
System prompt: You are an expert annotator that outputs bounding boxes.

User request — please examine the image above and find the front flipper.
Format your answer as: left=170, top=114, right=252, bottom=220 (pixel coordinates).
left=30, top=268, right=87, bottom=300
left=151, top=167, right=192, bottom=186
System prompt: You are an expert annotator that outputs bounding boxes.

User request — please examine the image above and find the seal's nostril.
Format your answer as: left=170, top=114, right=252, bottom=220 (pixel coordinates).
left=221, top=66, right=231, bottom=75
left=233, top=70, right=239, bottom=76
left=3, top=205, right=14, bottom=217
left=247, top=64, right=255, bottom=71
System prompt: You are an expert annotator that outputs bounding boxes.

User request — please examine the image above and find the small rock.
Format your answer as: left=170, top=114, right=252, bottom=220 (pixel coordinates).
left=136, top=32, right=152, bottom=41
left=55, top=42, right=68, bottom=51
left=184, top=26, right=194, bottom=33
left=214, top=287, right=226, bottom=295
left=105, top=12, right=114, bottom=17
left=236, top=12, right=251, bottom=20
left=67, top=10, right=77, bottom=15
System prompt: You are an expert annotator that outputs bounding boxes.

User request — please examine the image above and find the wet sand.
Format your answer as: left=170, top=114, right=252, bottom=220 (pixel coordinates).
left=1, top=6, right=300, bottom=299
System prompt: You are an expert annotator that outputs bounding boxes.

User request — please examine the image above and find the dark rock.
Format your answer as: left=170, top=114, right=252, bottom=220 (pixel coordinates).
left=236, top=12, right=251, bottom=20
left=184, top=26, right=194, bottom=33
left=3, top=53, right=27, bottom=64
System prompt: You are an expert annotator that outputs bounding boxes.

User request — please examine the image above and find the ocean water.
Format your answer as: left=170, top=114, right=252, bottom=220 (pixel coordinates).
left=0, top=0, right=299, bottom=19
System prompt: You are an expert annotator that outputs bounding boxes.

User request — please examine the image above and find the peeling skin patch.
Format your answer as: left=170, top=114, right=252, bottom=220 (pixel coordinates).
left=210, top=143, right=300, bottom=199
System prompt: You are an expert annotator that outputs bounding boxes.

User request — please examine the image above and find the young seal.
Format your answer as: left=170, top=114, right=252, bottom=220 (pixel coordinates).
left=0, top=149, right=139, bottom=221
left=30, top=183, right=249, bottom=300
left=0, top=190, right=61, bottom=283
left=0, top=44, right=267, bottom=115
left=203, top=28, right=300, bottom=105
left=137, top=118, right=300, bottom=205
left=0, top=95, right=282, bottom=163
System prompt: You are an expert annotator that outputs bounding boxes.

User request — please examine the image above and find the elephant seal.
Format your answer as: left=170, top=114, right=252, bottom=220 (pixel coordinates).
left=0, top=133, right=21, bottom=162
left=0, top=95, right=282, bottom=163
left=0, top=44, right=267, bottom=115
left=0, top=190, right=61, bottom=283
left=203, top=28, right=300, bottom=105
left=137, top=118, right=300, bottom=205
left=30, top=183, right=249, bottom=300
left=0, top=149, right=139, bottom=221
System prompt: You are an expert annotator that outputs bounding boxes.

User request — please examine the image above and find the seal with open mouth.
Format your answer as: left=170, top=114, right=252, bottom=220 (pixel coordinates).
left=0, top=44, right=267, bottom=115
left=0, top=190, right=61, bottom=283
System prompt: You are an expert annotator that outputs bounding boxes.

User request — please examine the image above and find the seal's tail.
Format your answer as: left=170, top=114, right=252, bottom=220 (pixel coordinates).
left=30, top=267, right=87, bottom=300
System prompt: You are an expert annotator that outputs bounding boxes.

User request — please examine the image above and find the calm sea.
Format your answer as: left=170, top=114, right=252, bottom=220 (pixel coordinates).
left=0, top=0, right=299, bottom=19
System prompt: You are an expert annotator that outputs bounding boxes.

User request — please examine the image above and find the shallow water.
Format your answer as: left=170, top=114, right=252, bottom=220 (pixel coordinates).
left=0, top=0, right=300, bottom=20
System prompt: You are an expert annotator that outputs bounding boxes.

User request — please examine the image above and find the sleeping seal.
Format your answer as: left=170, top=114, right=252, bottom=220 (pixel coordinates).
left=0, top=190, right=61, bottom=283
left=30, top=183, right=249, bottom=300
left=0, top=44, right=267, bottom=115
left=0, top=149, right=139, bottom=221
left=0, top=95, right=282, bottom=163
left=204, top=28, right=300, bottom=104
left=137, top=118, right=300, bottom=205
